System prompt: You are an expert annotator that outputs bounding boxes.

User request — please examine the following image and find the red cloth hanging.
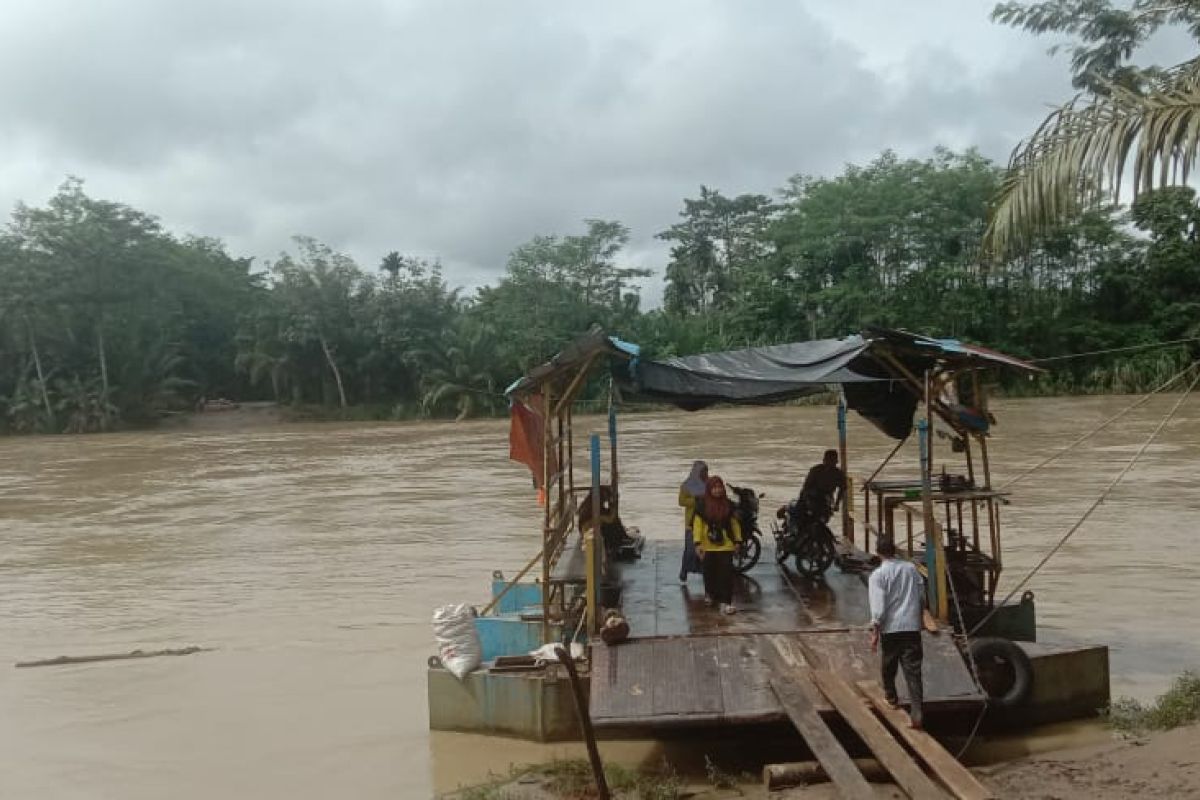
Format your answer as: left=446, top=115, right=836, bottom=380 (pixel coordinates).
left=509, top=396, right=546, bottom=488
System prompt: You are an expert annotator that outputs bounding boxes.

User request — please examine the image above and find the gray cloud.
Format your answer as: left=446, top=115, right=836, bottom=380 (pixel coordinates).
left=0, top=0, right=1161, bottom=303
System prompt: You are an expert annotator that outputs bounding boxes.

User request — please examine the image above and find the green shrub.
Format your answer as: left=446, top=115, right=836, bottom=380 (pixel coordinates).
left=1108, top=671, right=1200, bottom=734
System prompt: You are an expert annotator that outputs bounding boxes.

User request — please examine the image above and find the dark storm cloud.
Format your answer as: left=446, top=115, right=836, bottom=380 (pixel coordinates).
left=0, top=0, right=1152, bottom=297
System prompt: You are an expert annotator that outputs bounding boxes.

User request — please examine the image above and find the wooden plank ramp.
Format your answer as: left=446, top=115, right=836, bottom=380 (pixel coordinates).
left=810, top=669, right=948, bottom=800
left=764, top=635, right=980, bottom=800
left=858, top=681, right=995, bottom=800
left=765, top=636, right=874, bottom=800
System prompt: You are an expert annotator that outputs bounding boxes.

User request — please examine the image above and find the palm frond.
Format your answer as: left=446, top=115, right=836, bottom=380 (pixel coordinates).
left=986, top=57, right=1200, bottom=259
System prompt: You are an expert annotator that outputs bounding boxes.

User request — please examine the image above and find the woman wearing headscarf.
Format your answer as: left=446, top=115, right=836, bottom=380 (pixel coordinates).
left=691, top=475, right=742, bottom=614
left=677, top=461, right=708, bottom=582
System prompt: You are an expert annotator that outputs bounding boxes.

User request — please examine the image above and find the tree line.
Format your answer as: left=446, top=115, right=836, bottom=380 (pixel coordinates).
left=2, top=150, right=1197, bottom=435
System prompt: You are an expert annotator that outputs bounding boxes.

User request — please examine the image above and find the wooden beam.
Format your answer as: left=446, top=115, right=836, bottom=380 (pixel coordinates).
left=553, top=353, right=600, bottom=417
left=764, top=759, right=891, bottom=789
left=876, top=350, right=965, bottom=434
left=541, top=387, right=554, bottom=643
left=858, top=681, right=995, bottom=800
left=768, top=675, right=875, bottom=800
left=765, top=638, right=874, bottom=800
left=809, top=670, right=948, bottom=800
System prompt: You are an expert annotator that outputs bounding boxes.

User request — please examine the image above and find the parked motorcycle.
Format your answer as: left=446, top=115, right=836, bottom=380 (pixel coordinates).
left=727, top=483, right=764, bottom=573
left=772, top=495, right=837, bottom=579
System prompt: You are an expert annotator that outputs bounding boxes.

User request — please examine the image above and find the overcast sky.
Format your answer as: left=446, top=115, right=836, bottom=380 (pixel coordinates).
left=0, top=1, right=1190, bottom=303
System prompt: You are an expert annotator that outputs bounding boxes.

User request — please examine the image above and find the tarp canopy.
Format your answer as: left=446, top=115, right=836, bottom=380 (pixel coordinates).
left=506, top=326, right=1040, bottom=440
left=618, top=335, right=876, bottom=410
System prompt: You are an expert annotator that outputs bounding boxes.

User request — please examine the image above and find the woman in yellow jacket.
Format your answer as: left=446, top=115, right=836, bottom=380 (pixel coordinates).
left=691, top=475, right=741, bottom=615
left=677, top=461, right=707, bottom=582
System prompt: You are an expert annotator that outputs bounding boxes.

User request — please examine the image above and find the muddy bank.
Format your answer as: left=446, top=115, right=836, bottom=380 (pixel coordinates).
left=977, top=723, right=1200, bottom=799
left=444, top=725, right=1200, bottom=799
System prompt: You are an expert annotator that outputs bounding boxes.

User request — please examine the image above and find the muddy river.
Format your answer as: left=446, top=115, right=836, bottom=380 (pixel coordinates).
left=2, top=397, right=1198, bottom=797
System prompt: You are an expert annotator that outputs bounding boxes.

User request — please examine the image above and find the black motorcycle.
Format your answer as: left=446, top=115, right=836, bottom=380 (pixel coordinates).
left=772, top=494, right=837, bottom=579
left=727, top=483, right=764, bottom=573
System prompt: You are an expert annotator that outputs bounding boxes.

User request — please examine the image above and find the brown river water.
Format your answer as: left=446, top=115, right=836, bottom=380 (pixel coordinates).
left=2, top=396, right=1199, bottom=798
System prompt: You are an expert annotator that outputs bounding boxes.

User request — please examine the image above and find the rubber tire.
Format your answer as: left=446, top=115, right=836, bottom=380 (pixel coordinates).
left=734, top=532, right=762, bottom=573
left=969, top=637, right=1034, bottom=709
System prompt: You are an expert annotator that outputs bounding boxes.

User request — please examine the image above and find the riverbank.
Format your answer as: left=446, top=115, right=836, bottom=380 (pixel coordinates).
left=980, top=722, right=1200, bottom=799
left=443, top=724, right=1200, bottom=799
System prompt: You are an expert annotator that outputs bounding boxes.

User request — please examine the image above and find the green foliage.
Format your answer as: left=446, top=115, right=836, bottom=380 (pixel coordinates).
left=992, top=0, right=1200, bottom=93
left=987, top=1, right=1200, bottom=257
left=1108, top=671, right=1200, bottom=734
left=529, top=758, right=681, bottom=800
left=3, top=143, right=1198, bottom=437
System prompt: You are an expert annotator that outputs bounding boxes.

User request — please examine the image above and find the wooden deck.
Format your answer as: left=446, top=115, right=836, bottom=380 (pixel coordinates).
left=589, top=541, right=983, bottom=730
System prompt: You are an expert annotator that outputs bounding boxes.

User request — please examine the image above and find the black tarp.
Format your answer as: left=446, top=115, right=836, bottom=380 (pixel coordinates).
left=613, top=334, right=924, bottom=438
left=508, top=327, right=1039, bottom=441
left=615, top=335, right=878, bottom=410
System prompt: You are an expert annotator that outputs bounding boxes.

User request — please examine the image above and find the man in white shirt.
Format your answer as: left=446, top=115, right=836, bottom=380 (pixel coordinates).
left=868, top=535, right=926, bottom=729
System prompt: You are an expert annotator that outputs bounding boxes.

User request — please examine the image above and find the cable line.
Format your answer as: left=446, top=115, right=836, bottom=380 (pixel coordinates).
left=969, top=363, right=1200, bottom=637
left=1029, top=337, right=1200, bottom=364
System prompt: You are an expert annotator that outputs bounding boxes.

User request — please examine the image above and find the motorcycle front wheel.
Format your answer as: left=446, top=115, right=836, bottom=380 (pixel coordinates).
left=734, top=532, right=762, bottom=573
left=794, top=527, right=836, bottom=579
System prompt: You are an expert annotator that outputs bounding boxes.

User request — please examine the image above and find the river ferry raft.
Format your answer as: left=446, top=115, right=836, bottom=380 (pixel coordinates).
left=427, top=327, right=1110, bottom=751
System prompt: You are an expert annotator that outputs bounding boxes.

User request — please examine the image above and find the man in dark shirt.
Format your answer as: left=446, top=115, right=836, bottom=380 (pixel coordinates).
left=801, top=449, right=845, bottom=520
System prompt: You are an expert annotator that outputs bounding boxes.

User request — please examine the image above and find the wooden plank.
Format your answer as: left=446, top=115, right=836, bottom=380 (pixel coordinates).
left=689, top=638, right=724, bottom=715
left=769, top=672, right=875, bottom=800
left=651, top=639, right=695, bottom=717
left=761, top=636, right=827, bottom=710
left=589, top=642, right=653, bottom=722
left=859, top=681, right=995, bottom=800
left=810, top=670, right=947, bottom=800
left=717, top=636, right=777, bottom=721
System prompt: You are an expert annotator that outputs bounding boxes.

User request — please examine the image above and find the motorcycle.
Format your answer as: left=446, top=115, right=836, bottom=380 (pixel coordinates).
left=727, top=483, right=765, bottom=573
left=772, top=494, right=837, bottom=579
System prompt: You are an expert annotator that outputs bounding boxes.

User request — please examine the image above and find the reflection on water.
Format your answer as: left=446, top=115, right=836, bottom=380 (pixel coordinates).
left=1, top=396, right=1198, bottom=797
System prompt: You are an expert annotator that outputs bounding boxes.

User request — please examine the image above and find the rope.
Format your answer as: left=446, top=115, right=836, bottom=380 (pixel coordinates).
left=1000, top=360, right=1200, bottom=490
left=943, top=564, right=988, bottom=757
left=969, top=365, right=1200, bottom=637
left=1029, top=337, right=1200, bottom=364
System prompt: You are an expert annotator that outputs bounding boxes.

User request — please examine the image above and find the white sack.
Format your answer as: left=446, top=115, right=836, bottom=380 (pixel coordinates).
left=530, top=642, right=584, bottom=665
left=432, top=604, right=482, bottom=679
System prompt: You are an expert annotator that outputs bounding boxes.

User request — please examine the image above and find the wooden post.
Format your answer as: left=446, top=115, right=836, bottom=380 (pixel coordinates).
left=555, top=646, right=611, bottom=800
left=588, top=434, right=602, bottom=636
left=978, top=436, right=993, bottom=489
left=541, top=388, right=554, bottom=643
left=557, top=412, right=566, bottom=517
left=918, top=418, right=938, bottom=614
left=567, top=406, right=575, bottom=497
left=608, top=385, right=619, bottom=517
left=838, top=397, right=853, bottom=544
left=918, top=396, right=949, bottom=619
left=964, top=433, right=976, bottom=485
left=974, top=373, right=993, bottom=489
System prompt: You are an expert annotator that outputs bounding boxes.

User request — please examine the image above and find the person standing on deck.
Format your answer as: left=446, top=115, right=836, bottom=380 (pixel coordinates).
left=868, top=535, right=925, bottom=729
left=800, top=449, right=845, bottom=521
left=677, top=460, right=707, bottom=582
left=691, top=475, right=741, bottom=615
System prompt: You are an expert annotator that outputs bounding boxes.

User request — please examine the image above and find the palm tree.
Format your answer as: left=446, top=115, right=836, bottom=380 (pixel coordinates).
left=986, top=2, right=1200, bottom=257
left=419, top=321, right=503, bottom=421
